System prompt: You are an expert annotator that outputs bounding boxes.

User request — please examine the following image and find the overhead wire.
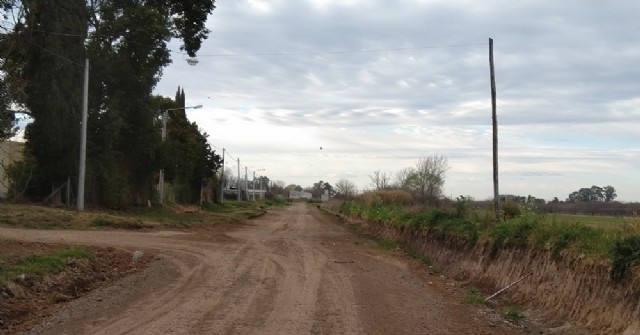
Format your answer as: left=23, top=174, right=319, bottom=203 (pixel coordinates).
left=19, top=28, right=487, bottom=58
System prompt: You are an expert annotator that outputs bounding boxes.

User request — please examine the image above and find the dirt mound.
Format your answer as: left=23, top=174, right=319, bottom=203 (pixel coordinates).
left=0, top=242, right=150, bottom=334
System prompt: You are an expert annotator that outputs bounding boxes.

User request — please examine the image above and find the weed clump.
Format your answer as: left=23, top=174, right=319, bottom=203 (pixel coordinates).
left=463, top=287, right=486, bottom=305
left=0, top=246, right=91, bottom=283
left=610, top=235, right=640, bottom=281
left=502, top=305, right=524, bottom=324
left=490, top=211, right=540, bottom=249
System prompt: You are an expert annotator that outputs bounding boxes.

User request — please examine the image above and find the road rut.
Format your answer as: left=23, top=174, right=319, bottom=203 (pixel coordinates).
left=1, top=203, right=524, bottom=334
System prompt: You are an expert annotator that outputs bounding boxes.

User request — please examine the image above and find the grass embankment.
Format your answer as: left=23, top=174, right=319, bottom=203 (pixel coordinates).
left=339, top=197, right=640, bottom=280
left=0, top=245, right=90, bottom=285
left=0, top=200, right=286, bottom=230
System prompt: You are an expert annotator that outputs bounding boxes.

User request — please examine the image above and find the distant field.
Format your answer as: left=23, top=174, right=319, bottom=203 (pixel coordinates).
left=543, top=213, right=640, bottom=231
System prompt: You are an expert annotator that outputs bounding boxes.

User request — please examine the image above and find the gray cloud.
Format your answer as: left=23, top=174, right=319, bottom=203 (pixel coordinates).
left=157, top=0, right=640, bottom=201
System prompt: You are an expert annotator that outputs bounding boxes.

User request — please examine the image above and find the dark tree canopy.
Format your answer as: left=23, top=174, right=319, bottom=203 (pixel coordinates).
left=567, top=185, right=617, bottom=203
left=0, top=0, right=217, bottom=206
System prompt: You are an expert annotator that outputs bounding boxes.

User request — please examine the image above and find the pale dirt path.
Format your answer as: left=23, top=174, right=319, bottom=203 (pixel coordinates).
left=1, top=203, right=524, bottom=335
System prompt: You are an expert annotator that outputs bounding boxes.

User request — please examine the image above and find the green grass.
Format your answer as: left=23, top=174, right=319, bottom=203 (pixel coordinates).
left=0, top=246, right=91, bottom=284
left=376, top=239, right=399, bottom=250
left=338, top=200, right=640, bottom=272
left=501, top=305, right=524, bottom=324
left=0, top=201, right=277, bottom=231
left=404, top=248, right=433, bottom=266
left=463, top=287, right=486, bottom=305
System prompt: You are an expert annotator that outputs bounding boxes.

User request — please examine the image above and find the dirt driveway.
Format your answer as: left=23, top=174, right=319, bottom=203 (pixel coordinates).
left=1, top=203, right=525, bottom=335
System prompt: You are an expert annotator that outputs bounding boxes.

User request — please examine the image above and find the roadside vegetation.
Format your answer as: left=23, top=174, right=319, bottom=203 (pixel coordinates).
left=338, top=191, right=640, bottom=281
left=0, top=245, right=90, bottom=285
left=0, top=200, right=283, bottom=230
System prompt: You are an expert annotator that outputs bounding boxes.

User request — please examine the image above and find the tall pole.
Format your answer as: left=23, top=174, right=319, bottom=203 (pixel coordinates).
left=244, top=166, right=248, bottom=201
left=159, top=109, right=168, bottom=204
left=489, top=38, right=499, bottom=220
left=219, top=148, right=225, bottom=204
left=252, top=171, right=256, bottom=201
left=237, top=158, right=241, bottom=201
left=77, top=57, right=89, bottom=211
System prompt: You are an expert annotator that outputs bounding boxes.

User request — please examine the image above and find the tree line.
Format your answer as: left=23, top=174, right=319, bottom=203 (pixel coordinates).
left=0, top=0, right=218, bottom=207
left=332, top=154, right=449, bottom=204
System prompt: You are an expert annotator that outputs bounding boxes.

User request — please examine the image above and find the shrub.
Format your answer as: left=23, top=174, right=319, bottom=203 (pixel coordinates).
left=463, top=287, right=485, bottom=305
left=610, top=235, right=640, bottom=281
left=501, top=202, right=522, bottom=220
left=409, top=209, right=452, bottom=231
left=502, top=306, right=524, bottom=324
left=455, top=195, right=473, bottom=219
left=92, top=216, right=113, bottom=227
left=490, top=211, right=541, bottom=249
left=362, top=190, right=413, bottom=206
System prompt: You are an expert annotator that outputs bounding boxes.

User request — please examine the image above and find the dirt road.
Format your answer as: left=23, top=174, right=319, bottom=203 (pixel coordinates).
left=1, top=203, right=524, bottom=335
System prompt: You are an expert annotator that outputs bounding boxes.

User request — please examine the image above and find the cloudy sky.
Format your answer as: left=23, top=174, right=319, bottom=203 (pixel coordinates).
left=154, top=0, right=640, bottom=202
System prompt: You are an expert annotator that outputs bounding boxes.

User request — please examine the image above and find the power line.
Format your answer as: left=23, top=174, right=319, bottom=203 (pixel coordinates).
left=196, top=43, right=486, bottom=58
left=21, top=28, right=486, bottom=58
left=28, top=41, right=84, bottom=67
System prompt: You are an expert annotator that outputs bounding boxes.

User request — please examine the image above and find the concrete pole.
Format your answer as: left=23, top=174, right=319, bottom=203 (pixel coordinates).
left=159, top=109, right=168, bottom=204
left=77, top=57, right=89, bottom=211
left=244, top=166, right=248, bottom=201
left=219, top=148, right=225, bottom=204
left=237, top=158, right=241, bottom=201
left=252, top=171, right=256, bottom=201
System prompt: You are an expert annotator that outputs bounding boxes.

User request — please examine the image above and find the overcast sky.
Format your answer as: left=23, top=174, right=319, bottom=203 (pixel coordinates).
left=154, top=0, right=640, bottom=202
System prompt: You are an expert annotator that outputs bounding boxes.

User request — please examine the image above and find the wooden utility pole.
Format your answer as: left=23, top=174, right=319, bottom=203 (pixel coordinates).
left=489, top=38, right=499, bottom=220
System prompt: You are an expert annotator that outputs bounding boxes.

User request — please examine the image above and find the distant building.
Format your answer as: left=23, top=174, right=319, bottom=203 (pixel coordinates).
left=321, top=189, right=329, bottom=202
left=289, top=190, right=312, bottom=200
left=0, top=141, right=25, bottom=199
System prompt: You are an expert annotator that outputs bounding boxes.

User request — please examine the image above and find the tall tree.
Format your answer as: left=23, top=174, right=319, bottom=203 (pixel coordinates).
left=20, top=0, right=87, bottom=197
left=1, top=0, right=217, bottom=205
left=603, top=185, right=617, bottom=202
left=0, top=78, right=15, bottom=141
left=567, top=185, right=616, bottom=203
left=409, top=155, right=448, bottom=203
left=162, top=87, right=221, bottom=203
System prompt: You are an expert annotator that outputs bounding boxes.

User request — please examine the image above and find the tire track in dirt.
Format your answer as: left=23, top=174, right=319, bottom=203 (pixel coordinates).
left=2, top=204, right=527, bottom=335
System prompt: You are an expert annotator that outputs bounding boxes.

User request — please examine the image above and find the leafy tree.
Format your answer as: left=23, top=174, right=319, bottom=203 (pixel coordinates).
left=603, top=185, right=617, bottom=202
left=567, top=185, right=616, bottom=203
left=285, top=184, right=303, bottom=192
left=256, top=175, right=269, bottom=191
left=1, top=0, right=216, bottom=205
left=394, top=167, right=415, bottom=190
left=408, top=155, right=448, bottom=203
left=309, top=180, right=335, bottom=198
left=0, top=82, right=15, bottom=141
left=5, top=0, right=87, bottom=198
left=160, top=87, right=221, bottom=203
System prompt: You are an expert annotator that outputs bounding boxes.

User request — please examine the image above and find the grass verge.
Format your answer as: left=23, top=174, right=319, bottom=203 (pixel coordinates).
left=0, top=200, right=279, bottom=230
left=0, top=246, right=91, bottom=285
left=339, top=200, right=640, bottom=277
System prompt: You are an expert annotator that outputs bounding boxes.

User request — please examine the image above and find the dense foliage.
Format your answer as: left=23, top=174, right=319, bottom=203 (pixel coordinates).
left=567, top=185, right=617, bottom=203
left=0, top=0, right=217, bottom=207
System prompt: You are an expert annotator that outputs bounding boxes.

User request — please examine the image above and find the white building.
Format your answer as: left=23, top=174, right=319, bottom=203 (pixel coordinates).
left=289, top=190, right=312, bottom=200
